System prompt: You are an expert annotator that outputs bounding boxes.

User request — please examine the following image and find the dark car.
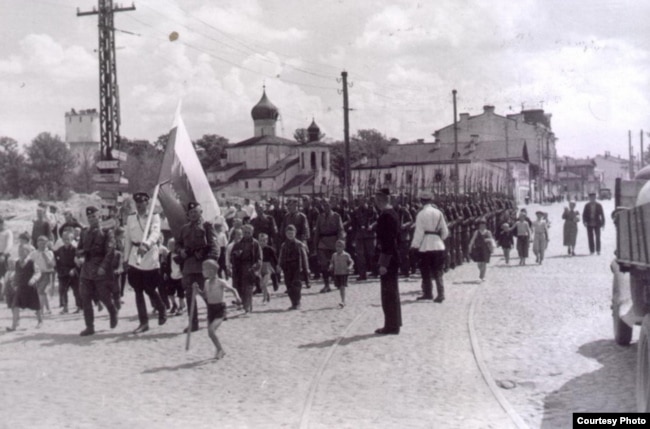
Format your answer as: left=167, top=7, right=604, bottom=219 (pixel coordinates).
left=599, top=188, right=612, bottom=200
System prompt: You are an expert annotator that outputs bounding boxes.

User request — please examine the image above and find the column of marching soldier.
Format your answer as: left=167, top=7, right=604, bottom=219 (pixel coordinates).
left=0, top=190, right=518, bottom=346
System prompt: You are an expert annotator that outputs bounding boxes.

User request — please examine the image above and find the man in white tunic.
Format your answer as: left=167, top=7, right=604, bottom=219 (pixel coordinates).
left=124, top=192, right=167, bottom=334
left=410, top=192, right=449, bottom=303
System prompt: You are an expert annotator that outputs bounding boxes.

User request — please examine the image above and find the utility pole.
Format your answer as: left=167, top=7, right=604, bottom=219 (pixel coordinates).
left=629, top=130, right=635, bottom=178
left=78, top=0, right=135, bottom=161
left=341, top=71, right=352, bottom=201
left=452, top=89, right=459, bottom=194
left=641, top=129, right=645, bottom=169
left=505, top=121, right=511, bottom=198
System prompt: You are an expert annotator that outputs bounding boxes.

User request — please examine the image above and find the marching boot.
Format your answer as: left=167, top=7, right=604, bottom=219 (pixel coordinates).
left=434, top=281, right=445, bottom=303
left=79, top=327, right=95, bottom=336
left=109, top=309, right=118, bottom=329
left=133, top=324, right=149, bottom=334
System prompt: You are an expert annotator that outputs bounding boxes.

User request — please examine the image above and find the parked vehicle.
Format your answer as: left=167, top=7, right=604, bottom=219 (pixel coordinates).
left=611, top=166, right=650, bottom=411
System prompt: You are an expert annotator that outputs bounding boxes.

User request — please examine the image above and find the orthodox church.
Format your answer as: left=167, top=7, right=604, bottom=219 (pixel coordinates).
left=208, top=89, right=334, bottom=199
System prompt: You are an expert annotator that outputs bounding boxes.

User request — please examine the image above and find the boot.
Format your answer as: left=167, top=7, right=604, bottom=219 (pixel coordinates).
left=109, top=310, right=118, bottom=329
left=79, top=327, right=95, bottom=336
left=133, top=324, right=149, bottom=334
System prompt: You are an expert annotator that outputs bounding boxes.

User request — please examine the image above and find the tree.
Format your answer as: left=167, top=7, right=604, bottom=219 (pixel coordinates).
left=194, top=134, right=228, bottom=170
left=25, top=132, right=76, bottom=199
left=153, top=132, right=171, bottom=151
left=352, top=129, right=391, bottom=166
left=120, top=138, right=164, bottom=193
left=0, top=136, right=27, bottom=198
left=294, top=128, right=326, bottom=144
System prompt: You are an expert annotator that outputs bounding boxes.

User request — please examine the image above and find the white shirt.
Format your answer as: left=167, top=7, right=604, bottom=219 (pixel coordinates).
left=411, top=204, right=449, bottom=252
left=124, top=212, right=161, bottom=270
left=0, top=229, right=13, bottom=255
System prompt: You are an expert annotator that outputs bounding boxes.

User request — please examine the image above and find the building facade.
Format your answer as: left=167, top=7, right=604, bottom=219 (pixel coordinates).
left=433, top=105, right=558, bottom=202
left=64, top=108, right=100, bottom=172
left=208, top=90, right=334, bottom=199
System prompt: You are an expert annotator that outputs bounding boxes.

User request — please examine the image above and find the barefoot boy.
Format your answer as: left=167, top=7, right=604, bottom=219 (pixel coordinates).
left=329, top=239, right=354, bottom=308
left=201, top=259, right=241, bottom=359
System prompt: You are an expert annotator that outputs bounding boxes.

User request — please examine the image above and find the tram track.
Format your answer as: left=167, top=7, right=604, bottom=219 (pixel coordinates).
left=300, top=280, right=529, bottom=429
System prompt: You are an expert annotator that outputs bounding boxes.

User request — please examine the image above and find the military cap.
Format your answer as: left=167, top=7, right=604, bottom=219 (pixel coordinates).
left=86, top=206, right=99, bottom=216
left=535, top=210, right=544, bottom=216
left=376, top=188, right=390, bottom=197
left=187, top=201, right=201, bottom=211
left=133, top=192, right=150, bottom=203
left=419, top=191, right=433, bottom=201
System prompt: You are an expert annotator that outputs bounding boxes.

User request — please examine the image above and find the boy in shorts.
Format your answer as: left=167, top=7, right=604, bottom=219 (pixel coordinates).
left=329, top=239, right=354, bottom=308
left=201, top=259, right=241, bottom=359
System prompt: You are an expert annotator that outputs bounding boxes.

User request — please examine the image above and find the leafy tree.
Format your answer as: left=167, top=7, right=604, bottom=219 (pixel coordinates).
left=194, top=134, right=228, bottom=170
left=25, top=132, right=76, bottom=199
left=153, top=132, right=171, bottom=151
left=120, top=138, right=164, bottom=193
left=0, top=136, right=27, bottom=198
left=294, top=128, right=326, bottom=144
left=352, top=129, right=391, bottom=166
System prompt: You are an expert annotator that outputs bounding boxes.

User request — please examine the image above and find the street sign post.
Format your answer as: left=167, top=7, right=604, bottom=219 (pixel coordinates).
left=112, top=150, right=128, bottom=162
left=96, top=160, right=120, bottom=170
left=94, top=177, right=129, bottom=192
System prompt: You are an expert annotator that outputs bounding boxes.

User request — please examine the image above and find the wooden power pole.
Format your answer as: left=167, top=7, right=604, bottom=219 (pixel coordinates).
left=342, top=71, right=352, bottom=201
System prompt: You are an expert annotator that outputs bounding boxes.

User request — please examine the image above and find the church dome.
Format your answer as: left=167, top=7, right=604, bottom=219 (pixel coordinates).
left=307, top=119, right=320, bottom=133
left=251, top=89, right=279, bottom=121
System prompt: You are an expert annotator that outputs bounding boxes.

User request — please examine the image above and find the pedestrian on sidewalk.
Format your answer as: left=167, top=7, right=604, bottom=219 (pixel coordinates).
left=562, top=201, right=580, bottom=256
left=469, top=219, right=494, bottom=282
left=329, top=239, right=354, bottom=308
left=29, top=236, right=55, bottom=315
left=532, top=211, right=550, bottom=264
left=511, top=211, right=532, bottom=265
left=582, top=192, right=605, bottom=255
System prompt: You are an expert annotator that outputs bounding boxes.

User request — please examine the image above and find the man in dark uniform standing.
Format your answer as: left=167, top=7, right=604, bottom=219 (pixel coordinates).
left=176, top=202, right=219, bottom=332
left=77, top=206, right=118, bottom=336
left=280, top=198, right=311, bottom=288
left=373, top=189, right=402, bottom=335
left=582, top=192, right=605, bottom=255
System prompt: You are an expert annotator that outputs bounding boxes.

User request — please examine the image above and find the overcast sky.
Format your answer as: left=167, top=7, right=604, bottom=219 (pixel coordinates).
left=1, top=0, right=649, bottom=158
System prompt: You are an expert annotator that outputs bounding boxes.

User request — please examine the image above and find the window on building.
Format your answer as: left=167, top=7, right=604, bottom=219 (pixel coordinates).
left=384, top=173, right=392, bottom=183
left=301, top=153, right=305, bottom=169
left=406, top=172, right=413, bottom=184
left=245, top=181, right=249, bottom=189
left=258, top=180, right=262, bottom=188
left=310, top=152, right=316, bottom=170
left=321, top=152, right=326, bottom=170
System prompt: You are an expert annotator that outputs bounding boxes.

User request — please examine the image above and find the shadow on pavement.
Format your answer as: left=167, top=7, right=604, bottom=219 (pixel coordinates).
left=545, top=254, right=591, bottom=259
left=541, top=339, right=637, bottom=429
left=142, top=358, right=215, bottom=374
left=112, top=331, right=180, bottom=344
left=0, top=331, right=124, bottom=347
left=298, top=333, right=377, bottom=349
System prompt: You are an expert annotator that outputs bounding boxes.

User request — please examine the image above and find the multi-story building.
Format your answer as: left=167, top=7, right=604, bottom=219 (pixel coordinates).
left=433, top=105, right=558, bottom=202
left=556, top=157, right=599, bottom=200
left=593, top=152, right=637, bottom=191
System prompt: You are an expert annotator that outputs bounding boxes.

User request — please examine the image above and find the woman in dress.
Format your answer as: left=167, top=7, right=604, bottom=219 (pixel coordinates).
left=7, top=232, right=42, bottom=331
left=468, top=219, right=494, bottom=282
left=511, top=212, right=532, bottom=265
left=562, top=201, right=580, bottom=256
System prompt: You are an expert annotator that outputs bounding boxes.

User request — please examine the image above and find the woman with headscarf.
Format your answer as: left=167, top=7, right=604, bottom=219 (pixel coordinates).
left=562, top=200, right=580, bottom=256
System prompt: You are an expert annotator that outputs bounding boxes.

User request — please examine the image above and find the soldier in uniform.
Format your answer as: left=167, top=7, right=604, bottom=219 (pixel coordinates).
left=77, top=206, right=118, bottom=336
left=176, top=202, right=219, bottom=332
left=280, top=198, right=311, bottom=288
left=352, top=197, right=377, bottom=281
left=411, top=192, right=449, bottom=303
left=373, top=189, right=401, bottom=335
left=123, top=192, right=167, bottom=334
left=313, top=198, right=345, bottom=293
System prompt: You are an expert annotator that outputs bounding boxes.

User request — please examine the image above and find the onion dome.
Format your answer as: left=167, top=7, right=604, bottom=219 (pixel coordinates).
left=251, top=89, right=279, bottom=121
left=307, top=118, right=320, bottom=142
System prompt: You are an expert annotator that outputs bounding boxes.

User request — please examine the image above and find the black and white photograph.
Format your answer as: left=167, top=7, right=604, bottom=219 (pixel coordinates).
left=0, top=1, right=649, bottom=428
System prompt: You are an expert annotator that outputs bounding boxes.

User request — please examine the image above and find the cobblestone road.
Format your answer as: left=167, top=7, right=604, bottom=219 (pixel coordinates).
left=0, top=200, right=634, bottom=429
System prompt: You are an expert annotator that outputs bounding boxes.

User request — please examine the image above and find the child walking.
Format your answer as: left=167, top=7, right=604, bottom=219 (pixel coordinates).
left=468, top=219, right=494, bottom=282
left=278, top=225, right=309, bottom=311
left=30, top=236, right=55, bottom=315
left=7, top=233, right=42, bottom=331
left=329, top=239, right=354, bottom=308
left=54, top=231, right=79, bottom=314
left=497, top=222, right=514, bottom=264
left=258, top=233, right=277, bottom=303
left=511, top=212, right=532, bottom=265
left=532, top=211, right=550, bottom=264
left=201, top=259, right=241, bottom=360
